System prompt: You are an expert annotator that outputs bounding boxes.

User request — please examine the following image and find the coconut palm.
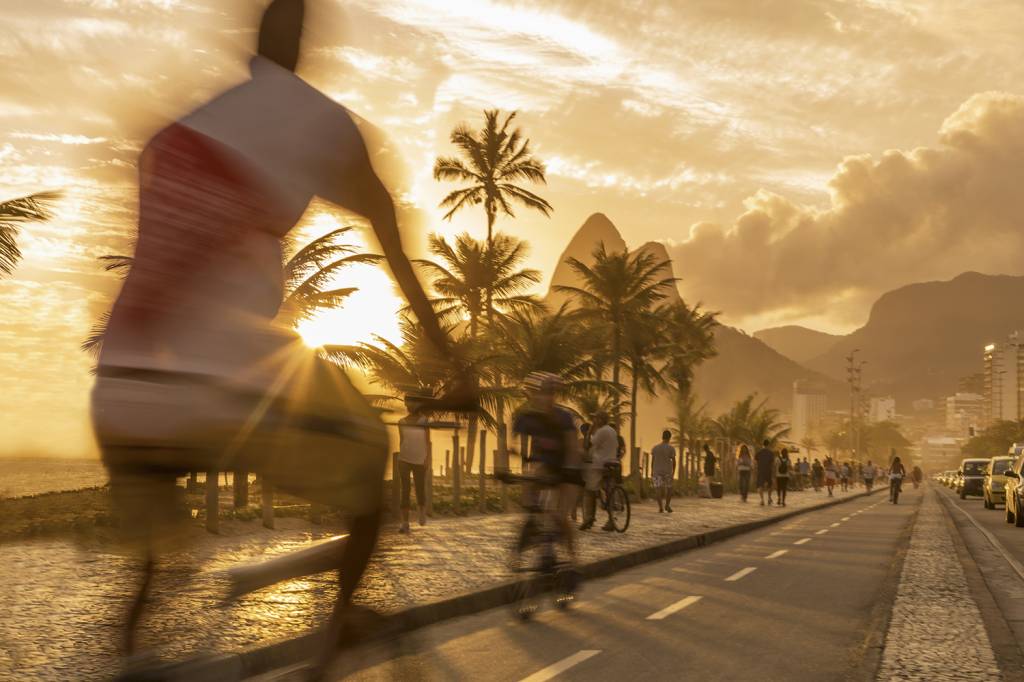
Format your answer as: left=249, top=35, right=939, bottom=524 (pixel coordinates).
left=622, top=309, right=669, bottom=477
left=669, top=391, right=709, bottom=480
left=660, top=301, right=718, bottom=396
left=433, top=109, right=552, bottom=248
left=415, top=232, right=541, bottom=473
left=555, top=243, right=677, bottom=428
left=1, top=191, right=59, bottom=276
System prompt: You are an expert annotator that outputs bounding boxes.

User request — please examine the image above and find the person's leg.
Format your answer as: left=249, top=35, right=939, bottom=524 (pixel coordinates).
left=399, top=461, right=411, bottom=532
left=665, top=482, right=673, bottom=512
left=412, top=463, right=426, bottom=525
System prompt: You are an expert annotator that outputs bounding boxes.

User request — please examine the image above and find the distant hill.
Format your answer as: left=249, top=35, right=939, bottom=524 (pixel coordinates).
left=755, top=325, right=843, bottom=365
left=545, top=214, right=842, bottom=432
left=806, top=272, right=1024, bottom=402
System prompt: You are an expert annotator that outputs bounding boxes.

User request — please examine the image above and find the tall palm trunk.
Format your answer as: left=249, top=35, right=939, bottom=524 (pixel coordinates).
left=464, top=308, right=480, bottom=474
left=629, top=359, right=640, bottom=484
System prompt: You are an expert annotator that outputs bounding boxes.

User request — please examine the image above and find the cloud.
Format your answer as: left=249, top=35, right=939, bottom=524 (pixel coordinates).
left=669, top=91, right=1024, bottom=328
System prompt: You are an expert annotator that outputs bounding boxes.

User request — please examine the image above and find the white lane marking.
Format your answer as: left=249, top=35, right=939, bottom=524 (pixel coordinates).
left=794, top=538, right=812, bottom=545
left=519, top=650, right=602, bottom=682
left=815, top=529, right=829, bottom=535
left=766, top=549, right=788, bottom=559
left=830, top=522, right=841, bottom=527
left=725, top=567, right=757, bottom=582
left=646, top=595, right=702, bottom=620
left=842, top=516, right=851, bottom=521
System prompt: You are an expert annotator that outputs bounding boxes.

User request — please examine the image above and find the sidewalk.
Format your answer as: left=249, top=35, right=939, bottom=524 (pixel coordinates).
left=1, top=487, right=867, bottom=681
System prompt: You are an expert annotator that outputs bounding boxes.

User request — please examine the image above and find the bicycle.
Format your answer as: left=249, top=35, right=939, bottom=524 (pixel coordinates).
left=495, top=470, right=581, bottom=620
left=598, top=462, right=631, bottom=533
left=890, top=475, right=903, bottom=504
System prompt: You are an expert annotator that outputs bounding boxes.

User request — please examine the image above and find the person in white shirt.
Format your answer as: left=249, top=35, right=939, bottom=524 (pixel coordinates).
left=398, top=396, right=430, bottom=533
left=579, top=411, right=619, bottom=531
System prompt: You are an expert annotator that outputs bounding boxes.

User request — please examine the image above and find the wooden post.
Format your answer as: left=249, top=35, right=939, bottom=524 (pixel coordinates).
left=391, top=452, right=401, bottom=520
left=452, top=430, right=462, bottom=513
left=188, top=471, right=198, bottom=492
left=635, top=447, right=644, bottom=499
left=445, top=450, right=450, bottom=479
left=426, top=451, right=434, bottom=516
left=205, top=467, right=219, bottom=533
left=262, top=479, right=274, bottom=529
left=233, top=469, right=249, bottom=509
left=478, top=430, right=487, bottom=512
left=497, top=448, right=507, bottom=512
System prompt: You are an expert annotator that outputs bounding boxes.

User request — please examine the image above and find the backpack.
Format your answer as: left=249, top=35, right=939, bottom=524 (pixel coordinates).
left=778, top=458, right=789, bottom=474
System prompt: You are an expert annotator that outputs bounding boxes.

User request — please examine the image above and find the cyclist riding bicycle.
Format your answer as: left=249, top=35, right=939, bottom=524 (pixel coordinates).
left=510, top=372, right=583, bottom=568
left=889, top=453, right=907, bottom=504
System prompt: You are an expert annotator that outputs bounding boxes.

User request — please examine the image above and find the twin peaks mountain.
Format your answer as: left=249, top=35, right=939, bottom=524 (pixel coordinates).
left=757, top=272, right=1024, bottom=404
left=545, top=213, right=841, bottom=433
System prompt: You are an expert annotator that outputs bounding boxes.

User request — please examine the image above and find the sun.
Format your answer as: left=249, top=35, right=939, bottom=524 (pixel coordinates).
left=296, top=262, right=404, bottom=348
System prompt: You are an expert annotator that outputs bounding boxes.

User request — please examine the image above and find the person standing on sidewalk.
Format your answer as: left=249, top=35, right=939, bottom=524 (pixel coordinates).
left=397, top=396, right=429, bottom=534
left=755, top=440, right=775, bottom=506
left=651, top=430, right=676, bottom=513
left=580, top=411, right=619, bottom=531
left=703, top=442, right=717, bottom=478
left=736, top=444, right=753, bottom=502
left=775, top=448, right=792, bottom=507
left=863, top=460, right=876, bottom=491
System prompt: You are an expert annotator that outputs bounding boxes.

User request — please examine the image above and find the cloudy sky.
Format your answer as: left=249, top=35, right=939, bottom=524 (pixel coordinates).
left=3, top=0, right=1024, bottom=456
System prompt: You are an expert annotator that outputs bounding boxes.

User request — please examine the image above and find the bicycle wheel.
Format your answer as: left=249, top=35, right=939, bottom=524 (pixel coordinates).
left=608, top=485, right=630, bottom=532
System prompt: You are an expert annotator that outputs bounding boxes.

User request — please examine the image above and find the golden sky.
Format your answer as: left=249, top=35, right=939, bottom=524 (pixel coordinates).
left=3, top=0, right=1024, bottom=456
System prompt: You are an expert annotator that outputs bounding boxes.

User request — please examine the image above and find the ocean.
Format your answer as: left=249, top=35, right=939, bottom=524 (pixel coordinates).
left=0, top=457, right=109, bottom=499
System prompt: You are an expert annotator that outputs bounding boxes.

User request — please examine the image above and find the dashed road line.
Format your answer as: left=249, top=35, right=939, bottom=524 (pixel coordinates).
left=841, top=516, right=851, bottom=521
left=830, top=522, right=841, bottom=527
left=815, top=529, right=829, bottom=535
left=725, top=567, right=757, bottom=582
left=766, top=549, right=788, bottom=559
left=519, top=650, right=602, bottom=682
left=794, top=538, right=812, bottom=545
left=646, top=595, right=702, bottom=620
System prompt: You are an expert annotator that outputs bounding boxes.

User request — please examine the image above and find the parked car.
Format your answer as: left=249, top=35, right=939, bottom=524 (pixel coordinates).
left=943, top=470, right=956, bottom=487
left=1003, top=457, right=1024, bottom=527
left=957, top=458, right=989, bottom=499
left=983, top=457, right=1016, bottom=509
left=949, top=470, right=961, bottom=489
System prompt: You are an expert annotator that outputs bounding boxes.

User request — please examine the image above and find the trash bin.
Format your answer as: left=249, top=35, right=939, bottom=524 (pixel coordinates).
left=710, top=481, right=724, bottom=498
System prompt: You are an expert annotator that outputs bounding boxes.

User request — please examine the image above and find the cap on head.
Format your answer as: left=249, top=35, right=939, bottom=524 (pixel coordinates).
left=258, top=0, right=305, bottom=71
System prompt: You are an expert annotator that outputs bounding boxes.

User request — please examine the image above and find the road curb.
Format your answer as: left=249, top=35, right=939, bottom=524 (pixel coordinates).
left=161, top=488, right=880, bottom=680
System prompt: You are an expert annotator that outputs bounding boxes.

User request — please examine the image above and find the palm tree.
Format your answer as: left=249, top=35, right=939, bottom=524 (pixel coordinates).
left=622, top=310, right=668, bottom=476
left=1, top=192, right=59, bottom=276
left=660, top=301, right=718, bottom=396
left=415, top=232, right=541, bottom=473
left=556, top=244, right=676, bottom=482
left=824, top=430, right=845, bottom=457
left=669, top=390, right=708, bottom=480
left=556, top=243, right=676, bottom=426
left=434, top=109, right=552, bottom=248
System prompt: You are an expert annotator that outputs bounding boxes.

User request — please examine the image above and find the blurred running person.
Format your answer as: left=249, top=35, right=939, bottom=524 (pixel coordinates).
left=90, top=0, right=471, bottom=671
left=511, top=373, right=581, bottom=563
left=755, top=440, right=775, bottom=506
left=911, top=464, right=923, bottom=489
left=651, top=430, right=676, bottom=513
left=736, top=444, right=753, bottom=502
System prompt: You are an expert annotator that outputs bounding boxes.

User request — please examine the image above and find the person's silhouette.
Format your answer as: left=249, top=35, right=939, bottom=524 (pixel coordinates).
left=92, top=0, right=466, bottom=673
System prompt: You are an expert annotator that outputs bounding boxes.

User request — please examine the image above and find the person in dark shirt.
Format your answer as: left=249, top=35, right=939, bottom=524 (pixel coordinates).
left=755, top=440, right=776, bottom=506
left=703, top=443, right=717, bottom=478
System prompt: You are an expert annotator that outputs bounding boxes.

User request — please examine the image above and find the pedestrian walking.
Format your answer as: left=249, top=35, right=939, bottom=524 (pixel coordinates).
left=736, top=444, right=753, bottom=502
left=651, top=430, right=676, bottom=513
left=811, top=458, right=824, bottom=492
left=775, top=448, right=792, bottom=506
left=840, top=461, right=850, bottom=492
left=755, top=440, right=775, bottom=506
left=799, top=457, right=810, bottom=490
left=823, top=457, right=837, bottom=497
left=863, top=460, right=876, bottom=491
left=397, top=396, right=430, bottom=534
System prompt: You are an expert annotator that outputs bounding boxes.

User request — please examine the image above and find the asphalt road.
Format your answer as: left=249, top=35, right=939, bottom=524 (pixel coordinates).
left=257, top=487, right=914, bottom=682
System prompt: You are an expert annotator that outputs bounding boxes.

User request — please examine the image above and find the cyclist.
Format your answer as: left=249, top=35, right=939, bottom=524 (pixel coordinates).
left=889, top=453, right=906, bottom=504
left=580, top=410, right=620, bottom=531
left=510, top=373, right=582, bottom=566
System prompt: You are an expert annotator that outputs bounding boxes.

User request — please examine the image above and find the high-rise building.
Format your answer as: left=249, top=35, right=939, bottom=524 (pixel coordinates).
left=867, top=396, right=896, bottom=423
left=983, top=333, right=1024, bottom=425
left=792, top=380, right=827, bottom=443
left=946, top=392, right=984, bottom=436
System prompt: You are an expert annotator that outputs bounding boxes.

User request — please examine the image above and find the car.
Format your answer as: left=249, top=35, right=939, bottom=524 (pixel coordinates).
left=949, top=470, right=961, bottom=489
left=983, top=457, right=1016, bottom=509
left=1003, top=457, right=1024, bottom=527
left=944, top=470, right=956, bottom=487
left=957, top=458, right=989, bottom=499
